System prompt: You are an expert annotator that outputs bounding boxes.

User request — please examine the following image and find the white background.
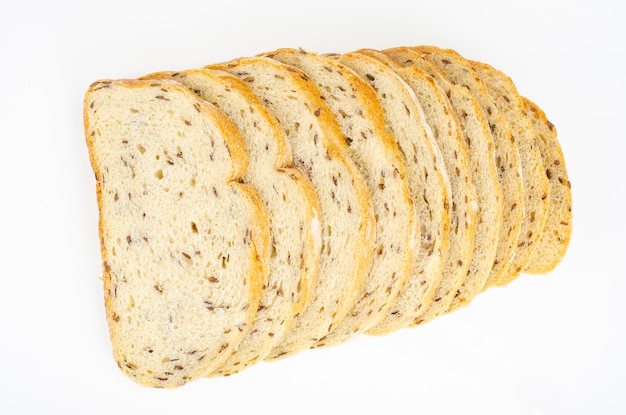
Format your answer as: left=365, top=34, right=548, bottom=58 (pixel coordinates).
left=1, top=0, right=624, bottom=413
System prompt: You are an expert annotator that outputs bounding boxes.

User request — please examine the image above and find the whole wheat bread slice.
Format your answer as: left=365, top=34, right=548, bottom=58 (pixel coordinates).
left=469, top=59, right=550, bottom=284
left=520, top=97, right=572, bottom=274
left=262, top=48, right=419, bottom=347
left=414, top=46, right=525, bottom=290
left=340, top=49, right=452, bottom=335
left=84, top=79, right=270, bottom=388
left=384, top=47, right=503, bottom=311
left=209, top=56, right=376, bottom=359
left=141, top=69, right=323, bottom=375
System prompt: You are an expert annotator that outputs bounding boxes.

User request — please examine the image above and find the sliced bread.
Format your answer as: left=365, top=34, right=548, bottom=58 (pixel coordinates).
left=469, top=60, right=550, bottom=284
left=141, top=69, right=323, bottom=375
left=414, top=46, right=525, bottom=289
left=261, top=48, right=419, bottom=347
left=339, top=49, right=452, bottom=335
left=383, top=47, right=503, bottom=311
left=363, top=50, right=478, bottom=325
left=84, top=79, right=270, bottom=388
left=209, top=56, right=376, bottom=359
left=521, top=97, right=572, bottom=274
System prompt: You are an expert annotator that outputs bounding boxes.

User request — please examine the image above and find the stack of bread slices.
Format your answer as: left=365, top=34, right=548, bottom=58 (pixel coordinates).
left=84, top=46, right=572, bottom=388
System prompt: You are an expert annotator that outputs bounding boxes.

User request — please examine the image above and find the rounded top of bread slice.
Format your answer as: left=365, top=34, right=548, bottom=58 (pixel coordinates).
left=84, top=79, right=269, bottom=388
left=338, top=49, right=452, bottom=335
left=141, top=69, right=323, bottom=374
left=209, top=56, right=376, bottom=359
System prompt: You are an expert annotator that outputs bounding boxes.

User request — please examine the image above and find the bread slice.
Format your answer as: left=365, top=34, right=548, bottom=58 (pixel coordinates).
left=84, top=79, right=270, bottom=388
left=414, top=46, right=525, bottom=289
left=209, top=56, right=376, bottom=359
left=339, top=49, right=452, bottom=335
left=357, top=50, right=477, bottom=325
left=520, top=97, right=572, bottom=274
left=383, top=47, right=503, bottom=311
left=141, top=69, right=323, bottom=375
left=260, top=48, right=419, bottom=347
left=469, top=60, right=550, bottom=284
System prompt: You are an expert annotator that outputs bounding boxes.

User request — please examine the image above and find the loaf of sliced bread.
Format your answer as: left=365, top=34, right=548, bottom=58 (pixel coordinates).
left=521, top=97, right=572, bottom=274
left=261, top=48, right=418, bottom=347
left=384, top=47, right=503, bottom=311
left=341, top=49, right=452, bottom=335
left=371, top=52, right=478, bottom=325
left=85, top=46, right=570, bottom=388
left=209, top=56, right=376, bottom=359
left=141, top=69, right=323, bottom=375
left=415, top=46, right=525, bottom=290
left=84, top=79, right=270, bottom=388
left=469, top=60, right=550, bottom=284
